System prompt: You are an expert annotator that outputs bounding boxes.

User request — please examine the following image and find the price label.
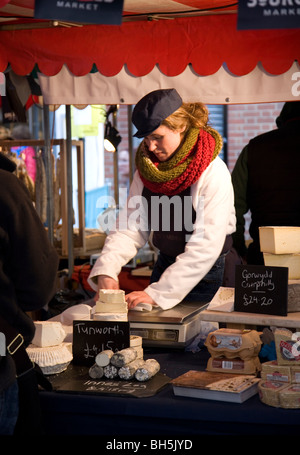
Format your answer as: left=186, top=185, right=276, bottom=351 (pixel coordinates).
left=234, top=265, right=288, bottom=316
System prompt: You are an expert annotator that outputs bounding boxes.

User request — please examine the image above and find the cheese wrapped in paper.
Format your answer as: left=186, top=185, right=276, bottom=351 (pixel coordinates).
left=205, top=328, right=262, bottom=360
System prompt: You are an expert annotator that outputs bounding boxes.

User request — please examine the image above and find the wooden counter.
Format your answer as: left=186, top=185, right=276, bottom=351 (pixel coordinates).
left=200, top=309, right=300, bottom=329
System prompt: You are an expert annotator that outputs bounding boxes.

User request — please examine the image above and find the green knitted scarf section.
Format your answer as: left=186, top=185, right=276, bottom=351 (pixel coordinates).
left=135, top=127, right=223, bottom=184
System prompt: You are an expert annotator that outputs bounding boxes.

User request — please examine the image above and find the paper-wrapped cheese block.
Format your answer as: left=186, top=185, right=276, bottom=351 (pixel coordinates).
left=261, top=360, right=291, bottom=383
left=259, top=226, right=300, bottom=254
left=32, top=321, right=66, bottom=347
left=263, top=253, right=300, bottom=279
left=279, top=384, right=300, bottom=408
left=26, top=342, right=73, bottom=375
left=291, top=366, right=300, bottom=383
left=204, top=328, right=262, bottom=360
left=206, top=356, right=261, bottom=375
left=258, top=380, right=288, bottom=407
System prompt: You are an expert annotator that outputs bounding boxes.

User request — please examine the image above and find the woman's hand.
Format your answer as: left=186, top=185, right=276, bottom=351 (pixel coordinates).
left=125, top=291, right=156, bottom=310
left=97, top=275, right=119, bottom=290
left=94, top=275, right=119, bottom=302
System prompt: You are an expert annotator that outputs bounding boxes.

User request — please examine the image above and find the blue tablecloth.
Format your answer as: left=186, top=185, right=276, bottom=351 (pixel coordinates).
left=39, top=348, right=300, bottom=436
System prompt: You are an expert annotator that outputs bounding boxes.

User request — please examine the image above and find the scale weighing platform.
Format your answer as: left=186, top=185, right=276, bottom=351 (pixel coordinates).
left=128, top=301, right=208, bottom=348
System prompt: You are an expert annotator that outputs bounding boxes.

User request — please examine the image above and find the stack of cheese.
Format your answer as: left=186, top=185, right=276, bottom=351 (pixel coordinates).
left=259, top=226, right=300, bottom=280
left=94, top=289, right=128, bottom=321
left=88, top=335, right=160, bottom=382
left=204, top=328, right=262, bottom=375
left=26, top=321, right=73, bottom=375
left=259, top=328, right=300, bottom=408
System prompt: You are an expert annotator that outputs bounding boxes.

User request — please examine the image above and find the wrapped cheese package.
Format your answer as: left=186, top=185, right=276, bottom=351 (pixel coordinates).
left=207, top=356, right=261, bottom=375
left=205, top=328, right=262, bottom=360
left=274, top=328, right=300, bottom=365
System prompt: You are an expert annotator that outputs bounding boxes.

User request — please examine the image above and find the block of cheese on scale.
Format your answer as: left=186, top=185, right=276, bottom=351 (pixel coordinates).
left=32, top=321, right=66, bottom=347
left=259, top=226, right=300, bottom=254
left=96, top=289, right=128, bottom=313
left=99, top=289, right=126, bottom=303
left=93, top=312, right=128, bottom=321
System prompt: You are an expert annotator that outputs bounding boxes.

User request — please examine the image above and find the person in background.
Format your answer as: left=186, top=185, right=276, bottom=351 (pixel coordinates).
left=0, top=152, right=59, bottom=435
left=88, top=89, right=236, bottom=310
left=11, top=123, right=36, bottom=182
left=231, top=101, right=300, bottom=265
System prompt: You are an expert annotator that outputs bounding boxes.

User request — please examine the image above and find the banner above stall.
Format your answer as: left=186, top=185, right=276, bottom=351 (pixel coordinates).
left=0, top=1, right=299, bottom=104
left=34, top=0, right=124, bottom=25
left=237, top=0, right=300, bottom=30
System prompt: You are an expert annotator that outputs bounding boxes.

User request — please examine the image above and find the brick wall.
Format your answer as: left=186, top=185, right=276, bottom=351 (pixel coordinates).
left=104, top=105, right=129, bottom=187
left=227, top=102, right=284, bottom=172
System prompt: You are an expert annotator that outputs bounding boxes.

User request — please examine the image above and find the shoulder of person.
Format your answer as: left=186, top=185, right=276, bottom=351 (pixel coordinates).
left=0, top=170, right=31, bottom=202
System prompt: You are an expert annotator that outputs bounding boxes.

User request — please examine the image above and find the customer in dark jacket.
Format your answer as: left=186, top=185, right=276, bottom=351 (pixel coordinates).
left=231, top=101, right=300, bottom=265
left=0, top=152, right=59, bottom=435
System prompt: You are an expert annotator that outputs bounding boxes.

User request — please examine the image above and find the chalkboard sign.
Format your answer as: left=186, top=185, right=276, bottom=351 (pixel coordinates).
left=55, top=374, right=170, bottom=398
left=234, top=265, right=288, bottom=316
left=48, top=364, right=170, bottom=398
left=72, top=320, right=130, bottom=366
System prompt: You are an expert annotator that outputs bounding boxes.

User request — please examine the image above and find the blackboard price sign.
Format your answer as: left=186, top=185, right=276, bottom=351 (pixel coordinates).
left=234, top=265, right=288, bottom=316
left=72, top=320, right=130, bottom=366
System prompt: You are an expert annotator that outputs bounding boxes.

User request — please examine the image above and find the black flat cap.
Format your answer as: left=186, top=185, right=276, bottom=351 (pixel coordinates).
left=132, top=88, right=183, bottom=138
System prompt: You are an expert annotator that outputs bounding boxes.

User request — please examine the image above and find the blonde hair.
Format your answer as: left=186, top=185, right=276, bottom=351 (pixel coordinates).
left=162, top=102, right=210, bottom=134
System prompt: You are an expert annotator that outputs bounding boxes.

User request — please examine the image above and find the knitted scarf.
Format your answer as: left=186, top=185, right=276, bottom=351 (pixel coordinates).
left=135, top=127, right=223, bottom=195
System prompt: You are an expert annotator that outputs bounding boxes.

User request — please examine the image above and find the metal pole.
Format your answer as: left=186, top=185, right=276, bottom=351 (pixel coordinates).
left=42, top=104, right=54, bottom=244
left=112, top=110, right=119, bottom=207
left=65, top=105, right=74, bottom=277
left=127, top=105, right=134, bottom=184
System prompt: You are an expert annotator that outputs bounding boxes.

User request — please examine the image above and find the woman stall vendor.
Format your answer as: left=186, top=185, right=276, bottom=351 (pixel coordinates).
left=88, top=89, right=236, bottom=310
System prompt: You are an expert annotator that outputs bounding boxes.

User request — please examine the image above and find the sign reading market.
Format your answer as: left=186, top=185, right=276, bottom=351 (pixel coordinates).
left=238, top=0, right=300, bottom=30
left=34, top=0, right=124, bottom=25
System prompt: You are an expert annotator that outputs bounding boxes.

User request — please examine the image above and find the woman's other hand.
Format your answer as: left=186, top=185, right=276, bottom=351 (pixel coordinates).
left=125, top=291, right=156, bottom=309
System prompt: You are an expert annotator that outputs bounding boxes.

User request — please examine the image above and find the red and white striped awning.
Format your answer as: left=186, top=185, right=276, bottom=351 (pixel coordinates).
left=0, top=1, right=299, bottom=104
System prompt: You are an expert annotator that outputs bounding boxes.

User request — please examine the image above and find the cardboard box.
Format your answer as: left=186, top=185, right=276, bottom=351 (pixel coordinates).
left=263, top=253, right=300, bottom=279
left=259, top=226, right=300, bottom=254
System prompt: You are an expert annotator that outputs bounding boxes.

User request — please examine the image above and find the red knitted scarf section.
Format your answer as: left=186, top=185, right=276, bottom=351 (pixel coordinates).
left=139, top=129, right=216, bottom=196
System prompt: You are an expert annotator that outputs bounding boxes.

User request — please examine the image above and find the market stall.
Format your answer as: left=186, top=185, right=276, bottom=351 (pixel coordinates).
left=0, top=2, right=299, bottom=104
left=1, top=1, right=300, bottom=437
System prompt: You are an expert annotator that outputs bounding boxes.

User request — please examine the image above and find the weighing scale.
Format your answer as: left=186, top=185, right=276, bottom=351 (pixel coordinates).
left=128, top=301, right=208, bottom=348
